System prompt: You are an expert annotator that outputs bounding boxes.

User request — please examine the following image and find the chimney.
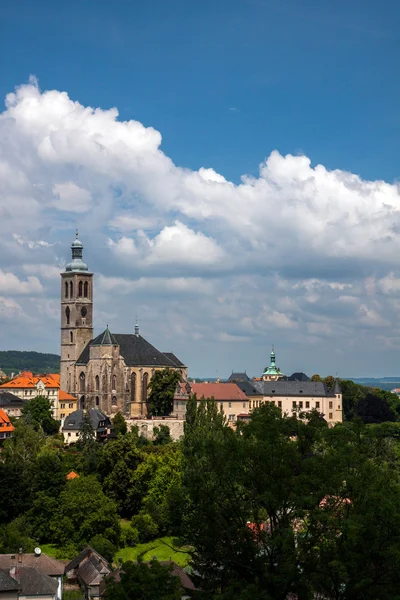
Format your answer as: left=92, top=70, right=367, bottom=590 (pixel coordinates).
left=18, top=549, right=23, bottom=564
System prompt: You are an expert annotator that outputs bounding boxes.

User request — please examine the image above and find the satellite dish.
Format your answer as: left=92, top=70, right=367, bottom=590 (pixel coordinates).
left=34, top=548, right=41, bottom=556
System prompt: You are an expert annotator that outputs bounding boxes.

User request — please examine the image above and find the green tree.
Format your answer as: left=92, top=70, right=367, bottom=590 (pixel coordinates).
left=113, top=412, right=127, bottom=436
left=153, top=424, right=172, bottom=445
left=100, top=432, right=142, bottom=516
left=78, top=410, right=96, bottom=449
left=88, top=534, right=116, bottom=562
left=310, top=374, right=322, bottom=382
left=0, top=518, right=35, bottom=553
left=103, top=559, right=183, bottom=600
left=51, top=475, right=120, bottom=547
left=147, top=369, right=182, bottom=416
left=22, top=395, right=59, bottom=435
left=323, top=375, right=335, bottom=391
left=0, top=421, right=45, bottom=521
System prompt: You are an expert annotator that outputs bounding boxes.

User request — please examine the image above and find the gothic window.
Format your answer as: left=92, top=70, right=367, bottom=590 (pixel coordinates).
left=70, top=331, right=73, bottom=343
left=80, top=395, right=85, bottom=410
left=81, top=307, right=87, bottom=317
left=95, top=396, right=100, bottom=407
left=70, top=281, right=73, bottom=297
left=79, top=372, right=85, bottom=393
left=142, top=372, right=149, bottom=403
left=65, top=306, right=70, bottom=325
left=78, top=281, right=83, bottom=297
left=112, top=374, right=116, bottom=390
left=84, top=281, right=89, bottom=298
left=95, top=375, right=100, bottom=392
left=130, top=372, right=136, bottom=402
left=112, top=396, right=117, bottom=406
left=65, top=282, right=68, bottom=298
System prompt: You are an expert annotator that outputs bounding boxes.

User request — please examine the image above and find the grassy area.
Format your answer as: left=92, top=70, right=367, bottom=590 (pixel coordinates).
left=40, top=544, right=59, bottom=558
left=114, top=536, right=191, bottom=567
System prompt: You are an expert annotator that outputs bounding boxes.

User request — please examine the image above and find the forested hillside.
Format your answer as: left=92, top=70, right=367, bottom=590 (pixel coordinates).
left=0, top=351, right=60, bottom=375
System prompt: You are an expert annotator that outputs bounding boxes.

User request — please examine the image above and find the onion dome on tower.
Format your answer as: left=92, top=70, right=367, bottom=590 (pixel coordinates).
left=65, top=230, right=89, bottom=272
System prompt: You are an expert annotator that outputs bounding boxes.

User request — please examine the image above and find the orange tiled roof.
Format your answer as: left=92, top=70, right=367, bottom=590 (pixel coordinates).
left=0, top=408, right=15, bottom=432
left=0, top=372, right=60, bottom=390
left=190, top=382, right=248, bottom=401
left=66, top=470, right=80, bottom=480
left=59, top=390, right=77, bottom=401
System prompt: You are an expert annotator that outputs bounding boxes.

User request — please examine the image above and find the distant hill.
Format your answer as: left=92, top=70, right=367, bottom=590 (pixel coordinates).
left=0, top=351, right=60, bottom=376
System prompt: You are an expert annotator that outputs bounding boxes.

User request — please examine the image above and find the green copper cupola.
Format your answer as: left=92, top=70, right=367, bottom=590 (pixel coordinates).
left=66, top=230, right=89, bottom=272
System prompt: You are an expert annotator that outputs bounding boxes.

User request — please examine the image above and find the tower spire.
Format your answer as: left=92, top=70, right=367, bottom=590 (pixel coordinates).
left=135, top=317, right=139, bottom=336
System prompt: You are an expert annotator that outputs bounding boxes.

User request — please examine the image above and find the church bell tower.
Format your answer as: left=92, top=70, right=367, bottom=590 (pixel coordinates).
left=60, top=232, right=93, bottom=393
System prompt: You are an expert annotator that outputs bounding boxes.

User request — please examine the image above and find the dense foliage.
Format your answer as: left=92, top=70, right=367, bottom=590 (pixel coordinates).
left=3, top=377, right=400, bottom=599
left=147, top=369, right=182, bottom=416
left=0, top=350, right=60, bottom=375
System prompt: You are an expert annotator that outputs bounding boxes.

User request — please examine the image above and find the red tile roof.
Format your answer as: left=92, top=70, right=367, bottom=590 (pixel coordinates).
left=190, top=382, right=248, bottom=401
left=0, top=408, right=15, bottom=433
left=59, top=390, right=77, bottom=401
left=0, top=373, right=60, bottom=390
left=66, top=471, right=80, bottom=480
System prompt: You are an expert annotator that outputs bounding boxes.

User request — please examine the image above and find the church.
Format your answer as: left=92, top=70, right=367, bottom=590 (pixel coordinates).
left=60, top=233, right=187, bottom=418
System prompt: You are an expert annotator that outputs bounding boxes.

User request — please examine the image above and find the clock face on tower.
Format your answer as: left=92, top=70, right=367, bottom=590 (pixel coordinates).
left=81, top=307, right=87, bottom=317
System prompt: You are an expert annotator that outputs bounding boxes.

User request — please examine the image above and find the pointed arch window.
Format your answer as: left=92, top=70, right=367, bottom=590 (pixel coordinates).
left=65, top=281, right=68, bottom=298
left=112, top=374, right=117, bottom=390
left=65, top=306, right=70, bottom=325
left=95, top=396, right=100, bottom=407
left=84, top=281, right=89, bottom=298
left=70, top=281, right=73, bottom=297
left=70, top=331, right=73, bottom=343
left=142, top=373, right=148, bottom=403
left=78, top=281, right=83, bottom=297
left=130, top=372, right=136, bottom=402
left=80, top=395, right=85, bottom=410
left=112, top=396, right=117, bottom=406
left=95, top=375, right=100, bottom=392
left=79, top=372, right=85, bottom=393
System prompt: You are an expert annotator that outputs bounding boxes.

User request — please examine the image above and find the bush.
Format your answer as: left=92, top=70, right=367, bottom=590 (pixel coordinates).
left=55, top=543, right=77, bottom=560
left=120, top=526, right=139, bottom=548
left=131, top=512, right=159, bottom=543
left=88, top=535, right=116, bottom=563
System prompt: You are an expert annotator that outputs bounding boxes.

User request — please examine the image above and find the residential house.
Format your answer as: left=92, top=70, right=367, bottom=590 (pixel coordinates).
left=62, top=409, right=112, bottom=445
left=0, top=373, right=60, bottom=420
left=0, top=410, right=15, bottom=446
left=65, top=547, right=111, bottom=600
left=0, top=553, right=64, bottom=600
left=58, top=390, right=78, bottom=425
left=174, top=382, right=249, bottom=424
left=0, top=569, right=20, bottom=600
left=0, top=392, right=26, bottom=419
left=9, top=568, right=58, bottom=600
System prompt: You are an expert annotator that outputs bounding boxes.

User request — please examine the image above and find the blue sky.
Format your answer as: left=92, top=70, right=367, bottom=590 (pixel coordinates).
left=1, top=0, right=400, bottom=377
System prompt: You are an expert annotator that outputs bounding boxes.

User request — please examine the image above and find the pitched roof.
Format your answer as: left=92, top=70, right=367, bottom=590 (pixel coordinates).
left=0, top=391, right=26, bottom=408
left=16, top=567, right=58, bottom=596
left=162, top=352, right=186, bottom=368
left=287, top=372, right=310, bottom=382
left=0, top=569, right=20, bottom=592
left=65, top=547, right=110, bottom=582
left=253, top=380, right=335, bottom=397
left=0, top=554, right=64, bottom=577
left=66, top=471, right=80, bottom=480
left=59, top=390, right=77, bottom=401
left=333, top=379, right=342, bottom=394
left=0, top=373, right=60, bottom=390
left=235, top=381, right=264, bottom=397
left=90, top=328, right=118, bottom=347
left=159, top=562, right=196, bottom=591
left=227, top=372, right=251, bottom=382
left=190, top=382, right=248, bottom=401
left=62, top=409, right=111, bottom=432
left=0, top=409, right=15, bottom=433
left=77, top=331, right=184, bottom=369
